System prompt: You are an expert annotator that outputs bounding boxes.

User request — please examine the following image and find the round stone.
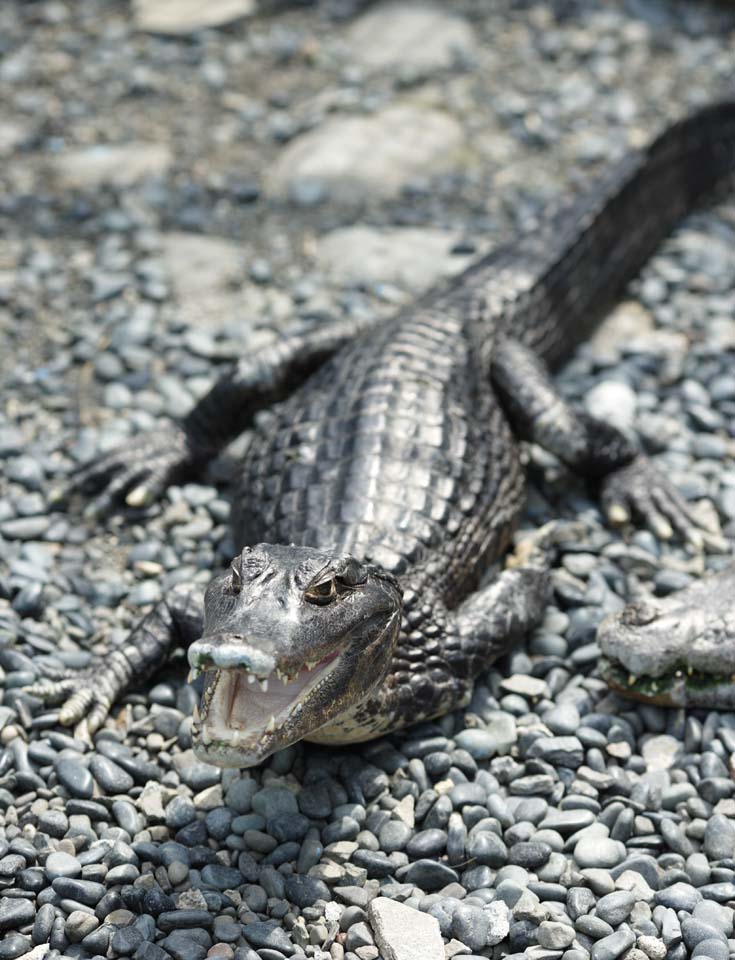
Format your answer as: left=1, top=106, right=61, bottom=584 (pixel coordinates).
left=44, top=851, right=82, bottom=881
left=467, top=830, right=507, bottom=867
left=379, top=820, right=412, bottom=853
left=509, top=841, right=552, bottom=870
left=574, top=837, right=626, bottom=869
left=89, top=754, right=135, bottom=794
left=56, top=757, right=94, bottom=799
left=538, top=920, right=576, bottom=949
left=595, top=890, right=635, bottom=926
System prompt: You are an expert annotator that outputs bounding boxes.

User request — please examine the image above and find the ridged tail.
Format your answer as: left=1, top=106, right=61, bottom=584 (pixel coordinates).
left=440, top=100, right=735, bottom=369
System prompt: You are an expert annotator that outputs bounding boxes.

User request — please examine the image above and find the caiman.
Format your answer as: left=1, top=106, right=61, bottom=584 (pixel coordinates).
left=28, top=101, right=735, bottom=767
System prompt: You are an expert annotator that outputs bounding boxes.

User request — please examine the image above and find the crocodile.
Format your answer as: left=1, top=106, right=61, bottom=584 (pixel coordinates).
left=28, top=101, right=735, bottom=767
left=598, top=562, right=735, bottom=709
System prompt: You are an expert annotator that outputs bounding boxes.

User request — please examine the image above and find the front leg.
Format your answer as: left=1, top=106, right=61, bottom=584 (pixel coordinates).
left=25, top=583, right=203, bottom=734
left=66, top=315, right=378, bottom=516
left=314, top=535, right=552, bottom=744
left=491, top=336, right=709, bottom=544
left=452, top=531, right=552, bottom=677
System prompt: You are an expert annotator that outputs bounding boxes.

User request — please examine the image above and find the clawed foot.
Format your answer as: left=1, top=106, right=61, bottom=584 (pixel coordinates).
left=55, top=424, right=195, bottom=518
left=24, top=660, right=118, bottom=734
left=601, top=454, right=714, bottom=548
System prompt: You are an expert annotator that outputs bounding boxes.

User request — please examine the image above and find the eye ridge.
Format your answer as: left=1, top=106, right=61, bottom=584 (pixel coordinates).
left=305, top=575, right=354, bottom=605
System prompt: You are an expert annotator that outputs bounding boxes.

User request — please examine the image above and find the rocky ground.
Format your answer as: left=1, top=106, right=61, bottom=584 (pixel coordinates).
left=1, top=1, right=735, bottom=960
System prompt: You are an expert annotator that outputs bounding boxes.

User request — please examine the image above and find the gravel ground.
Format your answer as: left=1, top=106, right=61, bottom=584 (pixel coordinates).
left=1, top=2, right=735, bottom=960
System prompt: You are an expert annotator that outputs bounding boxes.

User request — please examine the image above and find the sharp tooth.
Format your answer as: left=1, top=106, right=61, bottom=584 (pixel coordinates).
left=187, top=667, right=201, bottom=682
left=266, top=715, right=276, bottom=733
left=247, top=673, right=255, bottom=684
left=258, top=678, right=269, bottom=693
left=193, top=703, right=200, bottom=722
left=200, top=726, right=212, bottom=745
left=306, top=660, right=317, bottom=671
left=281, top=673, right=289, bottom=686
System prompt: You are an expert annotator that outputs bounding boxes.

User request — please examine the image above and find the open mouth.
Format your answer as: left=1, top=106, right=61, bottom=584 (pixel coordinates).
left=600, top=655, right=735, bottom=704
left=191, top=649, right=342, bottom=748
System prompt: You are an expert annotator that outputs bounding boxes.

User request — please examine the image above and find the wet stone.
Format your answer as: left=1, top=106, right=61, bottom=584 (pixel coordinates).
left=704, top=815, right=735, bottom=861
left=528, top=736, right=584, bottom=768
left=655, top=881, right=702, bottom=913
left=451, top=902, right=490, bottom=951
left=89, top=754, right=135, bottom=794
left=539, top=809, right=595, bottom=834
left=448, top=783, right=487, bottom=807
left=157, top=910, right=214, bottom=932
left=509, top=842, right=552, bottom=870
left=251, top=787, right=298, bottom=817
left=213, top=916, right=241, bottom=942
left=242, top=921, right=296, bottom=956
left=56, top=757, right=94, bottom=798
left=200, top=863, right=242, bottom=890
left=167, top=796, right=198, bottom=830
left=0, top=898, right=35, bottom=932
left=45, top=850, right=82, bottom=881
left=596, top=890, right=635, bottom=926
left=52, top=877, right=106, bottom=906
left=467, top=830, right=507, bottom=867
left=284, top=874, right=330, bottom=907
left=380, top=820, right=412, bottom=853
left=403, top=859, right=459, bottom=891
left=590, top=927, right=636, bottom=960
left=538, top=920, right=576, bottom=949
left=574, top=838, right=626, bottom=869
left=65, top=910, right=99, bottom=942
left=0, top=934, right=31, bottom=960
left=267, top=813, right=309, bottom=843
left=455, top=727, right=511, bottom=760
left=110, top=924, right=145, bottom=956
left=406, top=828, right=447, bottom=858
left=205, top=808, right=234, bottom=840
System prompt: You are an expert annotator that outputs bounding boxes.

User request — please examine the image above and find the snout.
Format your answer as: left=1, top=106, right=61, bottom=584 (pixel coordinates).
left=188, top=635, right=276, bottom=678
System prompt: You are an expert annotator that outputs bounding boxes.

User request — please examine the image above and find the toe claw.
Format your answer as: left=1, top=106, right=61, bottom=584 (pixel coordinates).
left=126, top=484, right=152, bottom=508
left=606, top=503, right=630, bottom=526
left=62, top=424, right=192, bottom=518
left=59, top=688, right=95, bottom=726
left=601, top=454, right=713, bottom=547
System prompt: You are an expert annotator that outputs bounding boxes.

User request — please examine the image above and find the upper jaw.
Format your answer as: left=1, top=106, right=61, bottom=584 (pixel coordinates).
left=190, top=644, right=344, bottom=767
left=188, top=634, right=276, bottom=678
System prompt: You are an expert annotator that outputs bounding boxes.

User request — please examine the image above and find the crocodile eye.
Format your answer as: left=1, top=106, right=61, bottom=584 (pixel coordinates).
left=305, top=578, right=338, bottom=606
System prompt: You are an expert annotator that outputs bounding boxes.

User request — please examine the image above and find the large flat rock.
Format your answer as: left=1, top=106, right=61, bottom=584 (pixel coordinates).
left=132, top=0, right=255, bottom=35
left=267, top=104, right=465, bottom=205
left=161, top=233, right=243, bottom=300
left=316, top=225, right=473, bottom=296
left=50, top=143, right=172, bottom=188
left=345, top=3, right=477, bottom=72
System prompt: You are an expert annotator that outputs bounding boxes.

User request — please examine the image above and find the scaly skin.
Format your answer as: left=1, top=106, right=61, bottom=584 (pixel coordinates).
left=27, top=102, right=735, bottom=766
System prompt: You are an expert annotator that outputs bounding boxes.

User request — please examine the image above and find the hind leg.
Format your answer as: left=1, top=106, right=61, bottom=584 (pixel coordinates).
left=491, top=336, right=713, bottom=546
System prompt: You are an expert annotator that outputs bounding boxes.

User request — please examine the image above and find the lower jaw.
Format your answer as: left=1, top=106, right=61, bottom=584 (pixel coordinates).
left=193, top=730, right=277, bottom=768
left=600, top=656, right=735, bottom=708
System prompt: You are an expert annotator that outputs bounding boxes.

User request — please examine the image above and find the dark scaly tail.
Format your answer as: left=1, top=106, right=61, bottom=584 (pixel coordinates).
left=434, top=100, right=735, bottom=369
